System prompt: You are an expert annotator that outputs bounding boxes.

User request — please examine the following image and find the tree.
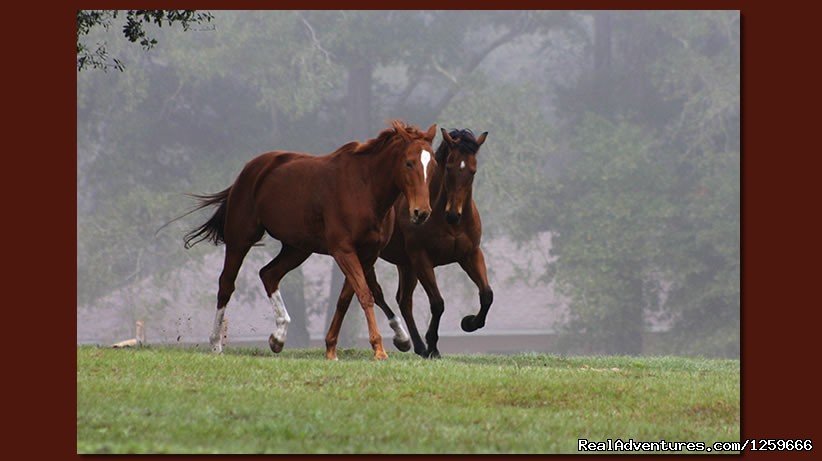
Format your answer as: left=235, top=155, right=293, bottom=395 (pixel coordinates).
left=78, top=11, right=350, bottom=346
left=517, top=11, right=739, bottom=356
left=77, top=10, right=213, bottom=71
left=290, top=11, right=577, bottom=342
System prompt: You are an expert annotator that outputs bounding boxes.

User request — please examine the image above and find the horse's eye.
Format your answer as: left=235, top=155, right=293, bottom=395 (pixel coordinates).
left=406, top=161, right=413, bottom=168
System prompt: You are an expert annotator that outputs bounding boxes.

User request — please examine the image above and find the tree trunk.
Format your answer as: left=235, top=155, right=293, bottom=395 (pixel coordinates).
left=618, top=276, right=645, bottom=355
left=608, top=272, right=644, bottom=355
left=265, top=104, right=309, bottom=346
left=269, top=102, right=282, bottom=147
left=593, top=12, right=612, bottom=76
left=593, top=11, right=614, bottom=117
left=281, top=268, right=310, bottom=348
left=344, top=60, right=375, bottom=140
left=324, top=59, right=375, bottom=348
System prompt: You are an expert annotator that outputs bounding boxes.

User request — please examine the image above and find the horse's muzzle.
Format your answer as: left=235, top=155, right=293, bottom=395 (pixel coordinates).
left=445, top=211, right=461, bottom=225
left=411, top=208, right=431, bottom=225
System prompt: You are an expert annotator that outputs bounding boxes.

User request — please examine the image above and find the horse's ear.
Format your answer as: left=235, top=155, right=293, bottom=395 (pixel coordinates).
left=395, top=126, right=413, bottom=142
left=424, top=124, right=437, bottom=143
left=441, top=128, right=457, bottom=147
left=476, top=131, right=488, bottom=147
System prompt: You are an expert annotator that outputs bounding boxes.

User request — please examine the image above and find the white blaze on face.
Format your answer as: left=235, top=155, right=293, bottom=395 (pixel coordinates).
left=270, top=289, right=291, bottom=344
left=460, top=160, right=466, bottom=170
left=421, top=149, right=432, bottom=182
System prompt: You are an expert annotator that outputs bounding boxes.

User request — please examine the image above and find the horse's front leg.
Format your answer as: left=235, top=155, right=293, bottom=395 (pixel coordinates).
left=458, top=248, right=494, bottom=332
left=410, top=254, right=445, bottom=359
left=330, top=248, right=388, bottom=360
left=396, top=264, right=426, bottom=356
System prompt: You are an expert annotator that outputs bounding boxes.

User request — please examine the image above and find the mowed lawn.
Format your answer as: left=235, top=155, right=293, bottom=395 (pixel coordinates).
left=77, top=346, right=739, bottom=454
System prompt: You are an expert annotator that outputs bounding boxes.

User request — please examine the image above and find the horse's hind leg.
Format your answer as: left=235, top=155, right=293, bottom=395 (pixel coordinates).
left=325, top=280, right=354, bottom=360
left=364, top=267, right=411, bottom=352
left=458, top=248, right=494, bottom=333
left=259, top=244, right=311, bottom=353
left=210, top=243, right=254, bottom=353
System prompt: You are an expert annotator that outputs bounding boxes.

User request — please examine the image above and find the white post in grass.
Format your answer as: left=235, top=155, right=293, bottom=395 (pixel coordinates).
left=136, top=320, right=145, bottom=346
left=112, top=320, right=145, bottom=348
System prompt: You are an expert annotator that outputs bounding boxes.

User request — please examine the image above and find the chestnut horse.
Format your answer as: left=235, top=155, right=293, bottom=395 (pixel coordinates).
left=328, top=128, right=492, bottom=359
left=185, top=121, right=437, bottom=360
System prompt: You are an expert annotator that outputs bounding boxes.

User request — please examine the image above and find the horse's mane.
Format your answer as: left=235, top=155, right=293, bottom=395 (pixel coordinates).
left=435, top=128, right=480, bottom=164
left=335, top=120, right=428, bottom=157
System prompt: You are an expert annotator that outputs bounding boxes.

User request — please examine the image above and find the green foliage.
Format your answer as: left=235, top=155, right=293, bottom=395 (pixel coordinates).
left=77, top=10, right=213, bottom=71
left=519, top=11, right=739, bottom=356
left=544, top=115, right=675, bottom=354
left=78, top=347, right=739, bottom=453
left=439, top=79, right=557, bottom=237
left=77, top=42, right=271, bottom=305
left=78, top=186, right=178, bottom=307
left=170, top=11, right=338, bottom=122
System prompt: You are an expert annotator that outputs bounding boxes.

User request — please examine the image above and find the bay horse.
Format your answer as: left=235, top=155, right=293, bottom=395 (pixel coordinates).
left=184, top=120, right=437, bottom=360
left=327, top=128, right=492, bottom=359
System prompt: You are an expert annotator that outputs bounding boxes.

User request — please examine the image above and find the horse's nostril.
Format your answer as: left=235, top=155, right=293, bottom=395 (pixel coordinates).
left=413, top=208, right=420, bottom=217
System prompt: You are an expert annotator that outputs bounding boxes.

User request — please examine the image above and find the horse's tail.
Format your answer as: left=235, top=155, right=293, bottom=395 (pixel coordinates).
left=183, top=187, right=232, bottom=249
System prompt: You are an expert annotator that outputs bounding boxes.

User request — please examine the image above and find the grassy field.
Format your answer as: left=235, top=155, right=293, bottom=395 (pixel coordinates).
left=77, top=346, right=739, bottom=454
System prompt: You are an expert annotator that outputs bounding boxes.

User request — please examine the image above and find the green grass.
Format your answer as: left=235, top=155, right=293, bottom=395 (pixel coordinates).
left=77, top=346, right=739, bottom=454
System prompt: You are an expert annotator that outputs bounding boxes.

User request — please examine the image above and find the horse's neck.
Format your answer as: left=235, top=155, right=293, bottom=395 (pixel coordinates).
left=357, top=147, right=402, bottom=217
left=431, top=168, right=475, bottom=222
left=431, top=168, right=448, bottom=211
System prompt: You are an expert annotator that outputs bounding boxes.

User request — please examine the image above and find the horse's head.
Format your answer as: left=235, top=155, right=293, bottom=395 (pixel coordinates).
left=392, top=121, right=437, bottom=225
left=437, top=128, right=488, bottom=225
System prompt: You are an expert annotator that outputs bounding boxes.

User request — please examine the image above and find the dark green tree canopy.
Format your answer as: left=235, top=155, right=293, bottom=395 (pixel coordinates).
left=77, top=10, right=213, bottom=71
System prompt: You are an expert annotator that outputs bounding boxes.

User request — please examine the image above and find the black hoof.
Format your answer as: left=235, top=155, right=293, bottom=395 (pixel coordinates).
left=268, top=334, right=284, bottom=354
left=393, top=336, right=412, bottom=352
left=461, top=315, right=482, bottom=332
left=414, top=346, right=427, bottom=357
left=426, top=349, right=441, bottom=359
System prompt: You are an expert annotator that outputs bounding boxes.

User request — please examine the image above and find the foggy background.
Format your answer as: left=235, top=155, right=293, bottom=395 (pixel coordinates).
left=77, top=11, right=739, bottom=357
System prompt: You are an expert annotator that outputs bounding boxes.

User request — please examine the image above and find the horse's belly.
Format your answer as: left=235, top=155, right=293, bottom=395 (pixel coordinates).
left=265, top=228, right=328, bottom=254
left=254, top=165, right=329, bottom=253
left=258, top=203, right=329, bottom=255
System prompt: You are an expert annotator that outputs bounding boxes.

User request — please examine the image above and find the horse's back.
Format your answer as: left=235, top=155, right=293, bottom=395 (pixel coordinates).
left=218, top=151, right=323, bottom=247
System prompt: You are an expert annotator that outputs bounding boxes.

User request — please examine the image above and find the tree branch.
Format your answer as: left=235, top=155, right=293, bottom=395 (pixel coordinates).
left=297, top=12, right=332, bottom=62
left=431, top=56, right=458, bottom=85
left=427, top=23, right=530, bottom=120
left=395, top=65, right=429, bottom=109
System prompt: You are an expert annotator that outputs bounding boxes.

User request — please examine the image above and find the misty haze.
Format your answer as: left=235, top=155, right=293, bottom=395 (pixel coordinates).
left=77, top=11, right=740, bottom=358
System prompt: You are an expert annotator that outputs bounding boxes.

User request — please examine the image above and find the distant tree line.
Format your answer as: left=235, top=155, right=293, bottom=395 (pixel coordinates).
left=77, top=11, right=739, bottom=356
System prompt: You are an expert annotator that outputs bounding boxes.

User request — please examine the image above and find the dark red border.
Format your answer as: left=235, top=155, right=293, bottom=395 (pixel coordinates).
left=8, top=1, right=820, bottom=459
